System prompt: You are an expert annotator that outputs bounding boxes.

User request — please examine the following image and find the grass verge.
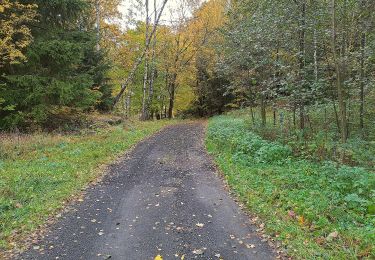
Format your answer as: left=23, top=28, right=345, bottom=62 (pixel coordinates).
left=206, top=115, right=374, bottom=259
left=0, top=119, right=176, bottom=251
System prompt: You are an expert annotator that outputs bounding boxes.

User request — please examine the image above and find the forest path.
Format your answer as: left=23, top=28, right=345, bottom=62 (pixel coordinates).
left=20, top=122, right=275, bottom=260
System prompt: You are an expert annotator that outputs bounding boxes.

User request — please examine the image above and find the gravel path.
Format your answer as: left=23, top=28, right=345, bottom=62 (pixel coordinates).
left=19, top=122, right=275, bottom=260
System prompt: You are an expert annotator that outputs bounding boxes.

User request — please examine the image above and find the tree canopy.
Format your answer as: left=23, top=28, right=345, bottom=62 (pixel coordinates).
left=0, top=0, right=374, bottom=145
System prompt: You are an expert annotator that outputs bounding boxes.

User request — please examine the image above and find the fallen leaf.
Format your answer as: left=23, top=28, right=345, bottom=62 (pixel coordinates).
left=196, top=223, right=204, bottom=228
left=246, top=244, right=256, bottom=249
left=315, top=237, right=325, bottom=245
left=298, top=215, right=305, bottom=226
left=154, top=255, right=163, bottom=260
left=176, top=227, right=183, bottom=231
left=326, top=231, right=339, bottom=242
left=251, top=217, right=258, bottom=222
left=192, top=248, right=205, bottom=255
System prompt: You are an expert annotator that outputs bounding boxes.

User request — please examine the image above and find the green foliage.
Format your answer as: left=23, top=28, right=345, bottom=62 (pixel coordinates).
left=235, top=105, right=375, bottom=169
left=0, top=0, right=112, bottom=129
left=187, top=52, right=234, bottom=117
left=201, top=0, right=375, bottom=144
left=206, top=115, right=375, bottom=259
left=0, top=119, right=176, bottom=250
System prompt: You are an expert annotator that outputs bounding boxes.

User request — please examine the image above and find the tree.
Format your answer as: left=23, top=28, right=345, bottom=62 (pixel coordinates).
left=112, top=0, right=169, bottom=108
left=205, top=0, right=374, bottom=144
left=0, top=0, right=111, bottom=129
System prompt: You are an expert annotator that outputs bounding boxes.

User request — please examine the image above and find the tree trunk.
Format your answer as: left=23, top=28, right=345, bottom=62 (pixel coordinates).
left=168, top=82, right=175, bottom=119
left=359, top=0, right=366, bottom=133
left=273, top=108, right=276, bottom=126
left=298, top=1, right=306, bottom=130
left=141, top=0, right=150, bottom=120
left=261, top=94, right=266, bottom=127
left=360, top=33, right=366, bottom=132
left=167, top=34, right=180, bottom=120
left=145, top=0, right=158, bottom=120
left=332, top=97, right=341, bottom=133
left=299, top=105, right=305, bottom=130
left=314, top=28, right=318, bottom=82
left=347, top=91, right=351, bottom=137
left=331, top=0, right=348, bottom=143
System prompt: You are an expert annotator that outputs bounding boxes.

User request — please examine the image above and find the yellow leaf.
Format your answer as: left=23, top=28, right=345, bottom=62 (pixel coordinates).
left=196, top=223, right=204, bottom=228
left=154, top=255, right=163, bottom=260
left=181, top=255, right=185, bottom=260
left=0, top=5, right=4, bottom=13
left=298, top=215, right=305, bottom=226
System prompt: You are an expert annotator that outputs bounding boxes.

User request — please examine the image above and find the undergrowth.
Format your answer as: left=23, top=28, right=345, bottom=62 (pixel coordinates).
left=206, top=115, right=375, bottom=259
left=228, top=107, right=375, bottom=170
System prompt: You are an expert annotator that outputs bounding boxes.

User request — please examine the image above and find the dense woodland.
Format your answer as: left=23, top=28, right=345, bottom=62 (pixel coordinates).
left=1, top=0, right=374, bottom=142
left=217, top=0, right=375, bottom=144
left=0, top=0, right=374, bottom=258
left=0, top=0, right=120, bottom=130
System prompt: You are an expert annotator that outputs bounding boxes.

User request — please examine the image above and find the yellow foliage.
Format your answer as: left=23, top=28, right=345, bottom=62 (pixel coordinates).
left=107, top=0, right=228, bottom=114
left=168, top=0, right=227, bottom=112
left=0, top=0, right=37, bottom=66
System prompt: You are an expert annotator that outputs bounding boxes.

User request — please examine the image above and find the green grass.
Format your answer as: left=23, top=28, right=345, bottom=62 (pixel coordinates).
left=206, top=115, right=375, bottom=259
left=0, top=119, right=176, bottom=251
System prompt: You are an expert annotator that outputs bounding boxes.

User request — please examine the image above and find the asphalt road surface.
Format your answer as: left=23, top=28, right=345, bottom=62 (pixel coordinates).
left=19, top=122, right=275, bottom=260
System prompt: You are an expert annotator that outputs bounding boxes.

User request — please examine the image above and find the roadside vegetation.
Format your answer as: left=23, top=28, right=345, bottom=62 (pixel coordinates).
left=0, top=119, right=175, bottom=250
left=1, top=0, right=374, bottom=258
left=230, top=107, right=375, bottom=171
left=206, top=114, right=375, bottom=259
